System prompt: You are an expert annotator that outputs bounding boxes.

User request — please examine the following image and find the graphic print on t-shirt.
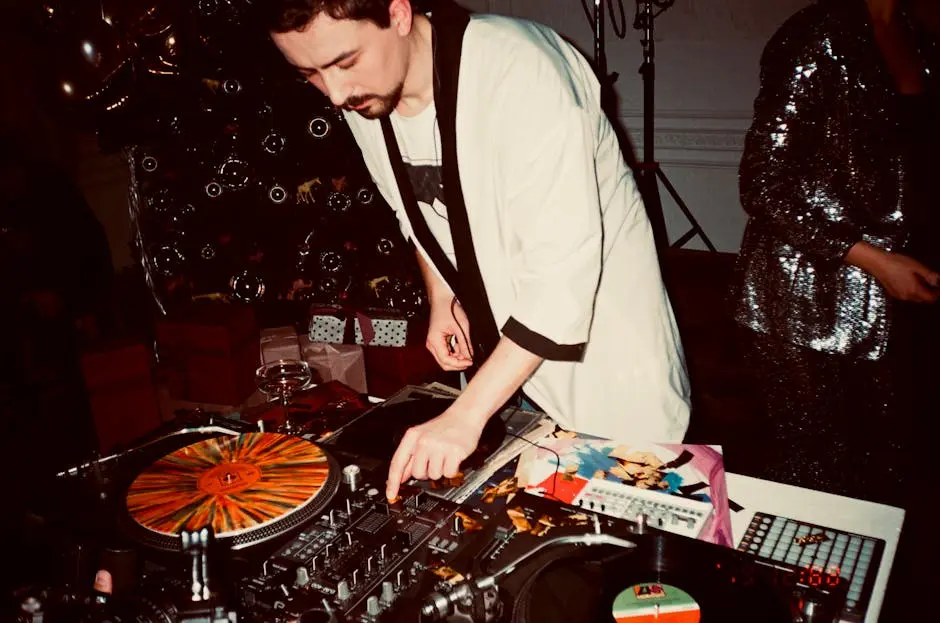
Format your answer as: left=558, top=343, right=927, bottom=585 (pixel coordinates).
left=392, top=104, right=455, bottom=267
left=403, top=159, right=447, bottom=222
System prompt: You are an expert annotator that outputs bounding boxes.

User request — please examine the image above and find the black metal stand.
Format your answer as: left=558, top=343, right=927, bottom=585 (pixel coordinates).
left=632, top=1, right=715, bottom=251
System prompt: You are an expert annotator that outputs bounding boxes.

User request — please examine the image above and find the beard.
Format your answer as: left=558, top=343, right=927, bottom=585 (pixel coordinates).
left=343, top=83, right=404, bottom=119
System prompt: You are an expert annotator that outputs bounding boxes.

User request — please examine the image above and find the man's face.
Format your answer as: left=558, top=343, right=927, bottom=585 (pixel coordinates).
left=271, top=7, right=410, bottom=119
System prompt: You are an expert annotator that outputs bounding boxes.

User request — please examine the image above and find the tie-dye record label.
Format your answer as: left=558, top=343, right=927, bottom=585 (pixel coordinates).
left=612, top=584, right=701, bottom=622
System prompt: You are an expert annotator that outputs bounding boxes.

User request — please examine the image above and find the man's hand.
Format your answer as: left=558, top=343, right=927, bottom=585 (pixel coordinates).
left=412, top=249, right=473, bottom=371
left=426, top=296, right=473, bottom=371
left=847, top=242, right=939, bottom=303
left=386, top=407, right=484, bottom=500
left=384, top=337, right=544, bottom=502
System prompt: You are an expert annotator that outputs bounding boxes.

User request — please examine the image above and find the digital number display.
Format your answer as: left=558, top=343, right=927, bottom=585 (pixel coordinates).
left=799, top=564, right=842, bottom=587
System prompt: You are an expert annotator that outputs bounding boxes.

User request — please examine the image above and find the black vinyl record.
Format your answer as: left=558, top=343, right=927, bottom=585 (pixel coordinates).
left=509, top=533, right=843, bottom=623
left=329, top=397, right=506, bottom=469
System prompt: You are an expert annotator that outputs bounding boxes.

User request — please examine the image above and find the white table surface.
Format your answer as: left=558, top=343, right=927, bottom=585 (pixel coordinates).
left=725, top=472, right=905, bottom=623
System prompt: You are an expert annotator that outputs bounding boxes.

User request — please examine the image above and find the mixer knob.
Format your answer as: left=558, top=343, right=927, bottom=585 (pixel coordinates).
left=352, top=569, right=360, bottom=586
left=366, top=595, right=381, bottom=616
left=381, top=581, right=396, bottom=604
left=367, top=556, right=374, bottom=573
left=452, top=515, right=464, bottom=535
left=342, top=464, right=362, bottom=492
left=337, top=580, right=351, bottom=601
left=295, top=567, right=310, bottom=587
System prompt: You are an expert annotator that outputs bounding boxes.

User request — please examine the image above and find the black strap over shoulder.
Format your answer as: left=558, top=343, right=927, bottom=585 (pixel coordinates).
left=380, top=0, right=501, bottom=371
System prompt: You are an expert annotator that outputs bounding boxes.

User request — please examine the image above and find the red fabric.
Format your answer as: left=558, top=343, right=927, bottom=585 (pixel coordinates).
left=363, top=344, right=455, bottom=398
left=154, top=305, right=260, bottom=405
left=80, top=341, right=161, bottom=453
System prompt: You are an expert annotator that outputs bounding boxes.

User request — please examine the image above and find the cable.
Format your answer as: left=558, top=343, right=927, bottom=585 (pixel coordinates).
left=580, top=0, right=628, bottom=40
left=503, top=430, right=562, bottom=501
left=449, top=296, right=471, bottom=356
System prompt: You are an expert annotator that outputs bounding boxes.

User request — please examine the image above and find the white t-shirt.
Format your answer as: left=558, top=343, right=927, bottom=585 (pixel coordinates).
left=390, top=103, right=457, bottom=268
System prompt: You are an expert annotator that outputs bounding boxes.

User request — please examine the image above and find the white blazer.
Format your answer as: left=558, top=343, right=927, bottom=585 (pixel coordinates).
left=344, top=14, right=691, bottom=443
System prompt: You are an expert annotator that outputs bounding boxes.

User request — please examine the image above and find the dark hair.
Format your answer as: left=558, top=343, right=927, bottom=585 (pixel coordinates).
left=262, top=0, right=398, bottom=33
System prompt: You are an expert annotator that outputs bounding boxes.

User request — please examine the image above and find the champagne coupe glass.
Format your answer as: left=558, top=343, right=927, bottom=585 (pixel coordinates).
left=255, top=359, right=312, bottom=434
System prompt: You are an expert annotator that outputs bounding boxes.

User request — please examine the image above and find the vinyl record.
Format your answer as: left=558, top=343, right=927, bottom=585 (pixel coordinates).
left=330, top=397, right=506, bottom=469
left=510, top=533, right=843, bottom=623
left=124, top=432, right=339, bottom=550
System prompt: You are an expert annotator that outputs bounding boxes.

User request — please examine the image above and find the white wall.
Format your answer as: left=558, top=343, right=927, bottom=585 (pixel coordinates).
left=463, top=0, right=809, bottom=251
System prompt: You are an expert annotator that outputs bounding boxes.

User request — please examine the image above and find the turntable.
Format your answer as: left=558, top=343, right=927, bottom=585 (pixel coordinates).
left=123, top=432, right=340, bottom=551
left=22, top=392, right=847, bottom=623
left=387, top=491, right=847, bottom=623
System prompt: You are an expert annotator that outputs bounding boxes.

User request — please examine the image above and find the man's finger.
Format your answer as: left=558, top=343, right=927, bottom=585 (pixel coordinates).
left=455, top=331, right=473, bottom=361
left=411, top=444, right=430, bottom=480
left=387, top=432, right=418, bottom=500
left=442, top=452, right=462, bottom=479
left=427, top=449, right=446, bottom=481
left=427, top=339, right=470, bottom=371
left=426, top=340, right=450, bottom=368
left=94, top=569, right=113, bottom=595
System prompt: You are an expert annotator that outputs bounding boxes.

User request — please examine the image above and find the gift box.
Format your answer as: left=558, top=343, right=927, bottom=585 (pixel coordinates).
left=308, top=308, right=411, bottom=347
left=354, top=315, right=409, bottom=347
left=260, top=326, right=302, bottom=364
left=154, top=305, right=260, bottom=406
left=80, top=340, right=162, bottom=453
left=300, top=336, right=368, bottom=394
left=308, top=312, right=347, bottom=344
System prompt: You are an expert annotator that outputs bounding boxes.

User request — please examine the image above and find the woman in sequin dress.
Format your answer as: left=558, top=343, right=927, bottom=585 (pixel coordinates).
left=732, top=0, right=939, bottom=503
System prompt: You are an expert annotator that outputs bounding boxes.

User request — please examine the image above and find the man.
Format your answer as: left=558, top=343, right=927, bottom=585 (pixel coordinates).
left=264, top=0, right=690, bottom=500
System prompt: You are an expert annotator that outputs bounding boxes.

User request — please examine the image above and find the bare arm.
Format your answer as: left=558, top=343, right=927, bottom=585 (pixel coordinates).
left=414, top=248, right=452, bottom=305
left=445, top=335, right=543, bottom=429
left=385, top=334, right=542, bottom=500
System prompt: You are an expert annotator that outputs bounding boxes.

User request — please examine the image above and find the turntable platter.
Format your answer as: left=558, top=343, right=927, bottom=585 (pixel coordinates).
left=124, top=432, right=339, bottom=550
left=510, top=533, right=842, bottom=623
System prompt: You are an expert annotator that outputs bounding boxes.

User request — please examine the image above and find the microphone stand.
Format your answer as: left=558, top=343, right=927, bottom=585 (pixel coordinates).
left=632, top=0, right=715, bottom=251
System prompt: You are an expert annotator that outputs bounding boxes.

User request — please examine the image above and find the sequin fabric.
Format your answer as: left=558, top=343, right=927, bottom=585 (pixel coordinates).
left=741, top=328, right=909, bottom=504
left=731, top=0, right=939, bottom=361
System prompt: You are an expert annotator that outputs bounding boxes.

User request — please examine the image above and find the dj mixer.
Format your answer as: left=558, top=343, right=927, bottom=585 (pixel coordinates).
left=10, top=396, right=853, bottom=623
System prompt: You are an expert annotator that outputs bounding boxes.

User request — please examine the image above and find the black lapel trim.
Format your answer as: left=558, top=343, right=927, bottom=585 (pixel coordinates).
left=380, top=118, right=459, bottom=293
left=432, top=0, right=501, bottom=362
left=379, top=0, right=502, bottom=366
left=501, top=317, right=586, bottom=362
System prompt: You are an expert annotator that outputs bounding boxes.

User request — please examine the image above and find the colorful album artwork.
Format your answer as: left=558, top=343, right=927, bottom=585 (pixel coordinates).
left=513, top=432, right=733, bottom=547
left=126, top=432, right=332, bottom=537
